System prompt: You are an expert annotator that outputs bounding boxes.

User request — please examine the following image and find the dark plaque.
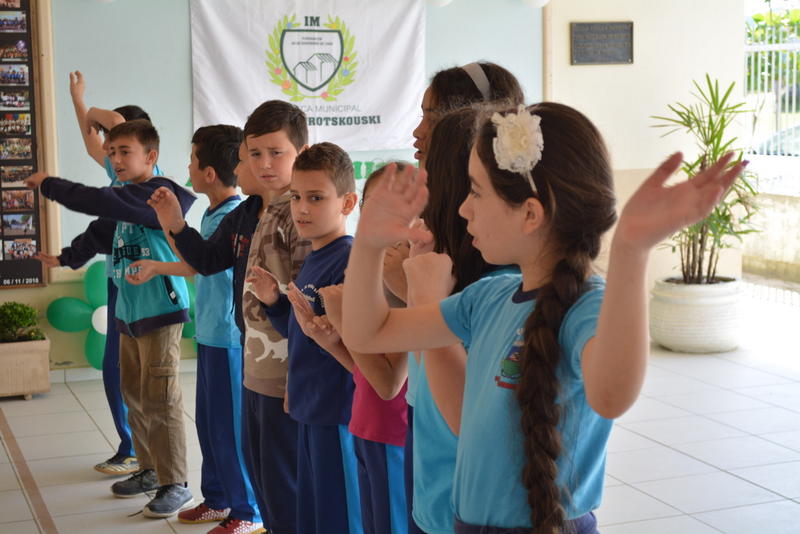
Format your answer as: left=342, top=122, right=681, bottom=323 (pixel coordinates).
left=570, top=22, right=633, bottom=65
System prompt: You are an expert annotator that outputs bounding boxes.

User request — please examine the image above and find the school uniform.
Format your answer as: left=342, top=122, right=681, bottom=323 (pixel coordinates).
left=264, top=235, right=362, bottom=534
left=193, top=195, right=261, bottom=523
left=240, top=191, right=311, bottom=534
left=439, top=274, right=608, bottom=533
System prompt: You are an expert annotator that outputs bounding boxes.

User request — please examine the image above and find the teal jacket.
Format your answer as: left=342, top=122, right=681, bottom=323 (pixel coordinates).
left=41, top=175, right=196, bottom=337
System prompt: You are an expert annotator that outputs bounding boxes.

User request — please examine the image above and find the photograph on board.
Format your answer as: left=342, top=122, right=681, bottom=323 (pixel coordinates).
left=0, top=11, right=25, bottom=33
left=3, top=238, right=37, bottom=260
left=0, top=64, right=27, bottom=86
left=0, top=165, right=32, bottom=187
left=0, top=137, right=31, bottom=159
left=2, top=212, right=34, bottom=236
left=0, top=40, right=26, bottom=62
left=0, top=89, right=28, bottom=110
left=1, top=188, right=33, bottom=211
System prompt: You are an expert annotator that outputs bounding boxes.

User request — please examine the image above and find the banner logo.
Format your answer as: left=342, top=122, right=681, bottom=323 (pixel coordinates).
left=267, top=15, right=357, bottom=102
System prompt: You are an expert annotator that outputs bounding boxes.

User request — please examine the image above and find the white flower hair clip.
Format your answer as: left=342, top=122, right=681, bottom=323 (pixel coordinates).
left=491, top=105, right=543, bottom=193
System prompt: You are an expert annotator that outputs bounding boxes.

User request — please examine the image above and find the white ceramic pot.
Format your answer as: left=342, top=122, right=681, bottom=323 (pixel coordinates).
left=649, top=278, right=743, bottom=353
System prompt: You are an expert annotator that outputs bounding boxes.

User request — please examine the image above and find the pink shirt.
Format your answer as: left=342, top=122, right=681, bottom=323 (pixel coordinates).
left=348, top=366, right=408, bottom=447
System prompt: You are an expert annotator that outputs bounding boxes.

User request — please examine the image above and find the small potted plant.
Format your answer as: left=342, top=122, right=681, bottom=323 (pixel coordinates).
left=649, top=75, right=759, bottom=353
left=0, top=301, right=50, bottom=399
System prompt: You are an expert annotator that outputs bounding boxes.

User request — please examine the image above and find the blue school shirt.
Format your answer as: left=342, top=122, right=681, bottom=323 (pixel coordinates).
left=195, top=195, right=242, bottom=348
left=406, top=355, right=419, bottom=407
left=103, top=156, right=163, bottom=277
left=439, top=273, right=610, bottom=527
left=265, top=235, right=355, bottom=426
left=412, top=266, right=517, bottom=534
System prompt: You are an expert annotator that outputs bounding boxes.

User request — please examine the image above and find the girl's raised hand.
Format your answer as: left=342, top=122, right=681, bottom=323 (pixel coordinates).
left=615, top=152, right=747, bottom=251
left=408, top=218, right=434, bottom=258
left=357, top=163, right=429, bottom=249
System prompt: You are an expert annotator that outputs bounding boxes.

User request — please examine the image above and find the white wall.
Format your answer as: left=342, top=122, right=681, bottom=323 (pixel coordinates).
left=50, top=0, right=542, bottom=247
left=544, top=0, right=745, bottom=282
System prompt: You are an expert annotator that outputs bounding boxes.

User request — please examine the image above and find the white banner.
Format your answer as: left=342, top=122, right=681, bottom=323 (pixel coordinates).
left=190, top=0, right=425, bottom=152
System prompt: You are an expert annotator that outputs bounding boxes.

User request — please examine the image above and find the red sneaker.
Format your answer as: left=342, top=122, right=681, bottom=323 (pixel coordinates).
left=207, top=517, right=265, bottom=534
left=177, top=502, right=230, bottom=524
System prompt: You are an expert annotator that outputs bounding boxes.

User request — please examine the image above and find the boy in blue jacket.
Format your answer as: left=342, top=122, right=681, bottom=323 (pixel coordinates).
left=248, top=142, right=362, bottom=534
left=25, top=119, right=196, bottom=519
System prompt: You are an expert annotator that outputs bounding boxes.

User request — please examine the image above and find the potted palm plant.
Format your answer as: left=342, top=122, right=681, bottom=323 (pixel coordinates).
left=649, top=75, right=759, bottom=353
left=0, top=301, right=50, bottom=399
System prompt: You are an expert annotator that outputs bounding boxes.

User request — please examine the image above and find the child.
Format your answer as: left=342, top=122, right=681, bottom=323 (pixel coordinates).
left=26, top=119, right=196, bottom=518
left=314, top=165, right=410, bottom=534
left=126, top=125, right=264, bottom=534
left=247, top=142, right=361, bottom=534
left=147, top=100, right=309, bottom=534
left=341, top=102, right=746, bottom=533
left=35, top=71, right=164, bottom=476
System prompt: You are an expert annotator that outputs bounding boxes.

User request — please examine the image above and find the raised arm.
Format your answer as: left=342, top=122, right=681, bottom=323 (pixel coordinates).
left=342, top=164, right=459, bottom=355
left=52, top=217, right=116, bottom=269
left=69, top=71, right=105, bottom=167
left=583, top=152, right=746, bottom=419
left=320, top=284, right=408, bottom=400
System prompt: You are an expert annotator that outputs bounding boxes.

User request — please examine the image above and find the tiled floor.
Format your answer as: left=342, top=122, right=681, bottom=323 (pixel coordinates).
left=1, top=296, right=799, bottom=533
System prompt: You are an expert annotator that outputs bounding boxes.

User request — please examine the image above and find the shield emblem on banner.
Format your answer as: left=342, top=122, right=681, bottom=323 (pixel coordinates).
left=280, top=29, right=343, bottom=92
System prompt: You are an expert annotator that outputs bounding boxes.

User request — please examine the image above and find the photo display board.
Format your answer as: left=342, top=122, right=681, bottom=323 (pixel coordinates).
left=0, top=0, right=44, bottom=288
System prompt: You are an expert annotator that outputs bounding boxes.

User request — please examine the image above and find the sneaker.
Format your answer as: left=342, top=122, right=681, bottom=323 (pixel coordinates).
left=94, top=453, right=139, bottom=476
left=207, top=517, right=265, bottom=534
left=178, top=502, right=230, bottom=524
left=142, top=483, right=194, bottom=518
left=111, top=469, right=158, bottom=498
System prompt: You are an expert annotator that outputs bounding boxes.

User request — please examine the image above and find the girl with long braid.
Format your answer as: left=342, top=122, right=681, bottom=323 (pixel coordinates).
left=341, top=102, right=746, bottom=533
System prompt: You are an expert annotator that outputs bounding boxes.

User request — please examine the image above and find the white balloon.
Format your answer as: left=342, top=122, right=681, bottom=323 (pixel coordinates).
left=523, top=0, right=550, bottom=7
left=92, top=305, right=108, bottom=335
left=427, top=0, right=454, bottom=6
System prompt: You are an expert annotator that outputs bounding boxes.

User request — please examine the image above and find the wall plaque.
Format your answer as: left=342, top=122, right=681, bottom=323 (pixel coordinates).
left=570, top=22, right=633, bottom=65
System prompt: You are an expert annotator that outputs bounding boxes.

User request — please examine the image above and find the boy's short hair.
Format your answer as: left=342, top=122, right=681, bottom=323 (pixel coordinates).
left=243, top=100, right=308, bottom=150
left=191, top=124, right=243, bottom=187
left=108, top=119, right=159, bottom=153
left=293, top=142, right=355, bottom=196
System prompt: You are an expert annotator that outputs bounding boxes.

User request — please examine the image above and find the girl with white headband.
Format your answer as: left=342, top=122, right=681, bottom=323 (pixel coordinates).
left=381, top=62, right=522, bottom=534
left=342, top=102, right=746, bottom=533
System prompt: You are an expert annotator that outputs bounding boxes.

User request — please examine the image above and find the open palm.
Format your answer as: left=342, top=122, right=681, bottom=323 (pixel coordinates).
left=616, top=152, right=746, bottom=251
left=357, top=163, right=429, bottom=249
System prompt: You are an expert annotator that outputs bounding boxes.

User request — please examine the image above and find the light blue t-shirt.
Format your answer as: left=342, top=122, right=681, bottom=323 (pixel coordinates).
left=440, top=273, right=610, bottom=528
left=195, top=195, right=242, bottom=348
left=406, top=354, right=419, bottom=406
left=103, top=156, right=163, bottom=277
left=412, top=267, right=517, bottom=534
left=411, top=356, right=457, bottom=534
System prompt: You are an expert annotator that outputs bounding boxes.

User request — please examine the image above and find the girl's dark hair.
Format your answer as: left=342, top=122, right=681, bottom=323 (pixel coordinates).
left=429, top=62, right=524, bottom=114
left=475, top=102, right=616, bottom=533
left=422, top=107, right=491, bottom=292
left=113, top=105, right=151, bottom=123
left=360, top=161, right=412, bottom=208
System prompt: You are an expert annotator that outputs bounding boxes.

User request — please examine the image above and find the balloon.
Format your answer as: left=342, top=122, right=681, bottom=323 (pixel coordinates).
left=84, top=261, right=108, bottom=309
left=182, top=320, right=196, bottom=339
left=47, top=297, right=93, bottom=332
left=85, top=328, right=106, bottom=370
left=91, top=305, right=108, bottom=335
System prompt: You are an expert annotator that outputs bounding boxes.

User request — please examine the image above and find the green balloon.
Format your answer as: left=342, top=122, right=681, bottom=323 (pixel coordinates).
left=84, top=261, right=108, bottom=309
left=182, top=320, right=196, bottom=339
left=85, top=329, right=106, bottom=370
left=47, top=297, right=92, bottom=332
